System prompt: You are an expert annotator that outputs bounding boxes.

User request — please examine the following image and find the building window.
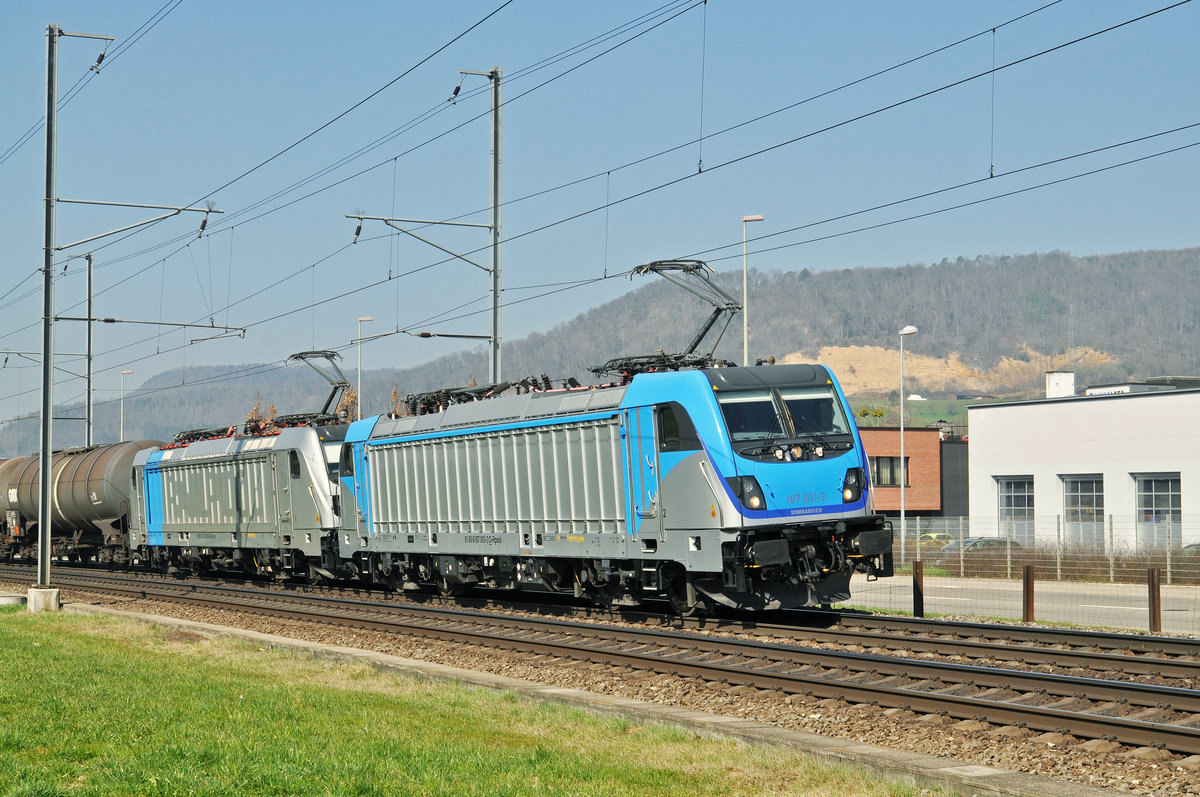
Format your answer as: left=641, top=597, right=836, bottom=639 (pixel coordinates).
left=871, top=456, right=907, bottom=487
left=998, top=477, right=1034, bottom=544
left=1063, top=475, right=1103, bottom=548
left=1135, top=473, right=1181, bottom=549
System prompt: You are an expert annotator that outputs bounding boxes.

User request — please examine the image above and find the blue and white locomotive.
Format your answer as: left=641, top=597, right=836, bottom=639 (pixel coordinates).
left=125, top=262, right=891, bottom=612
left=332, top=362, right=890, bottom=612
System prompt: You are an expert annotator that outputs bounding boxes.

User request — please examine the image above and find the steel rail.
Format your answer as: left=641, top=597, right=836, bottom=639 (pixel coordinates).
left=684, top=617, right=1200, bottom=679
left=3, top=563, right=1199, bottom=678
left=817, top=610, right=1200, bottom=658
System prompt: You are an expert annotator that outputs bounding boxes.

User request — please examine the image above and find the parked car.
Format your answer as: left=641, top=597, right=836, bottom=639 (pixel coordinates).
left=929, top=536, right=1021, bottom=567
left=919, top=532, right=953, bottom=545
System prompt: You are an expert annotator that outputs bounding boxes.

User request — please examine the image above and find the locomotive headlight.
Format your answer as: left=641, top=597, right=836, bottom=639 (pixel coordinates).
left=842, top=467, right=864, bottom=503
left=773, top=448, right=785, bottom=461
left=790, top=445, right=804, bottom=460
left=726, top=475, right=767, bottom=512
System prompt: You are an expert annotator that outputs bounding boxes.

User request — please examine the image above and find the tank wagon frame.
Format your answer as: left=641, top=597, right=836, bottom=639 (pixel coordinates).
left=0, top=441, right=159, bottom=565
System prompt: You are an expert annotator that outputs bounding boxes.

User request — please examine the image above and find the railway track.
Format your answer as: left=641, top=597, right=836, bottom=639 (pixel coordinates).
left=696, top=611, right=1200, bottom=681
left=9, top=567, right=1200, bottom=755
left=825, top=610, right=1200, bottom=659
left=7, top=562, right=1199, bottom=675
left=6, top=562, right=1200, bottom=680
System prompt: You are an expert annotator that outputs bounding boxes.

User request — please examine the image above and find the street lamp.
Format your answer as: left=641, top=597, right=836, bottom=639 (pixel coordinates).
left=898, top=324, right=918, bottom=565
left=119, top=370, right=133, bottom=442
left=357, top=316, right=373, bottom=420
left=741, top=214, right=764, bottom=366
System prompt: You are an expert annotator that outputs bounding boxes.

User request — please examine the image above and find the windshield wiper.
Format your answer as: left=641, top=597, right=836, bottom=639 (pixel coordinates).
left=738, top=415, right=786, bottom=457
left=792, top=416, right=835, bottom=449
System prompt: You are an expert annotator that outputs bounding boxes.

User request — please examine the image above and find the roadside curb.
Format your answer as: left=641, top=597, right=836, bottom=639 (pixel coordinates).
left=65, top=602, right=1111, bottom=797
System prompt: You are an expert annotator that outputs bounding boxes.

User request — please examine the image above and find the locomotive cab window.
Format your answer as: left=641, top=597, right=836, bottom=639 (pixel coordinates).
left=339, top=443, right=354, bottom=477
left=289, top=451, right=301, bottom=479
left=322, top=441, right=341, bottom=481
left=658, top=403, right=701, bottom=452
left=780, top=387, right=849, bottom=436
left=717, top=390, right=782, bottom=442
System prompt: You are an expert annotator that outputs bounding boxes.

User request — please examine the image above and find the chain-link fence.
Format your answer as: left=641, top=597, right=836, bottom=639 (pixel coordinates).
left=848, top=515, right=1200, bottom=634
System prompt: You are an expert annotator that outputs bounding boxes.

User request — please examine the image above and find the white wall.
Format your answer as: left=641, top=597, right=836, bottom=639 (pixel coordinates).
left=967, top=390, right=1200, bottom=547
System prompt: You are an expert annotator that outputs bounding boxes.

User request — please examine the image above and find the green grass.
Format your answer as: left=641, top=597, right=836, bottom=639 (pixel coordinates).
left=0, top=607, right=933, bottom=797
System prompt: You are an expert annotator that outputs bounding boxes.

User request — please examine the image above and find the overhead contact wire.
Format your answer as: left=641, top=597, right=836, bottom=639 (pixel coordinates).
left=0, top=1, right=1179, bottom=407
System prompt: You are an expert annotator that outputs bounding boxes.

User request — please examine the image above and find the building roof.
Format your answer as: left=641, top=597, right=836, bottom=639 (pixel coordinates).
left=966, top=386, right=1200, bottom=412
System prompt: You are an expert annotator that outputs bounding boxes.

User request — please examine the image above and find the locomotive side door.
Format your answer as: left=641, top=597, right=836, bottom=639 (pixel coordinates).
left=337, top=442, right=365, bottom=542
left=625, top=406, right=661, bottom=543
left=142, top=462, right=165, bottom=547
left=130, top=465, right=148, bottom=547
left=276, top=451, right=296, bottom=543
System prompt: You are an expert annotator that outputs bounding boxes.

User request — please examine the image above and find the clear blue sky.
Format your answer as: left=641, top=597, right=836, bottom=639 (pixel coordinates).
left=1, top=0, right=1197, bottom=422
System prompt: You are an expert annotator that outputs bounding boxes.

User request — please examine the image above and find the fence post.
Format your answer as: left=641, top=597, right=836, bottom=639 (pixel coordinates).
left=1056, top=515, right=1062, bottom=581
left=1148, top=567, right=1162, bottom=634
left=1166, top=517, right=1174, bottom=586
left=958, top=524, right=966, bottom=577
left=913, top=560, right=925, bottom=618
left=1108, top=514, right=1115, bottom=584
left=1022, top=564, right=1035, bottom=623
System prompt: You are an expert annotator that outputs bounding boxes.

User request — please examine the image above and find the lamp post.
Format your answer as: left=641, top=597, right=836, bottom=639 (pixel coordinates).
left=741, top=214, right=764, bottom=366
left=898, top=324, right=918, bottom=565
left=357, top=316, right=373, bottom=420
left=119, top=369, right=132, bottom=441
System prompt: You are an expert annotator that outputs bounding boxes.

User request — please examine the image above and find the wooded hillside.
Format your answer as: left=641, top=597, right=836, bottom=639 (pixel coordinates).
left=1, top=246, right=1196, bottom=456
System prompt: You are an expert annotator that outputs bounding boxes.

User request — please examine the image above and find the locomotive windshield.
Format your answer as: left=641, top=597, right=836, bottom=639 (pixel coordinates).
left=716, top=390, right=782, bottom=442
left=717, top=386, right=850, bottom=443
left=780, top=387, right=848, bottom=435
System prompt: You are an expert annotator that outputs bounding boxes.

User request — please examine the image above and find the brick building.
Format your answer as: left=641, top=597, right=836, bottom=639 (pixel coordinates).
left=859, top=427, right=968, bottom=517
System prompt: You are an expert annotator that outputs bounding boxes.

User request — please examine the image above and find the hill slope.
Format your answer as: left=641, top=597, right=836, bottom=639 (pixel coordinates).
left=1, top=246, right=1195, bottom=456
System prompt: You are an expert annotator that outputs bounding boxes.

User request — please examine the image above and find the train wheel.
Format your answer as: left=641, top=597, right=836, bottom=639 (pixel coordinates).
left=150, top=550, right=170, bottom=574
left=666, top=570, right=704, bottom=617
left=437, top=574, right=457, bottom=597
left=307, top=562, right=329, bottom=587
left=585, top=584, right=614, bottom=610
left=380, top=569, right=401, bottom=591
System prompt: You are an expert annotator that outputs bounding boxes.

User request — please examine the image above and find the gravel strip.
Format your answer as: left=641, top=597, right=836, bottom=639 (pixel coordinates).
left=17, top=583, right=1195, bottom=796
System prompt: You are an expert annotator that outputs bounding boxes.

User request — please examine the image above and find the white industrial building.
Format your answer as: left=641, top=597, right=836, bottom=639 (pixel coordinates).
left=967, top=374, right=1200, bottom=550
